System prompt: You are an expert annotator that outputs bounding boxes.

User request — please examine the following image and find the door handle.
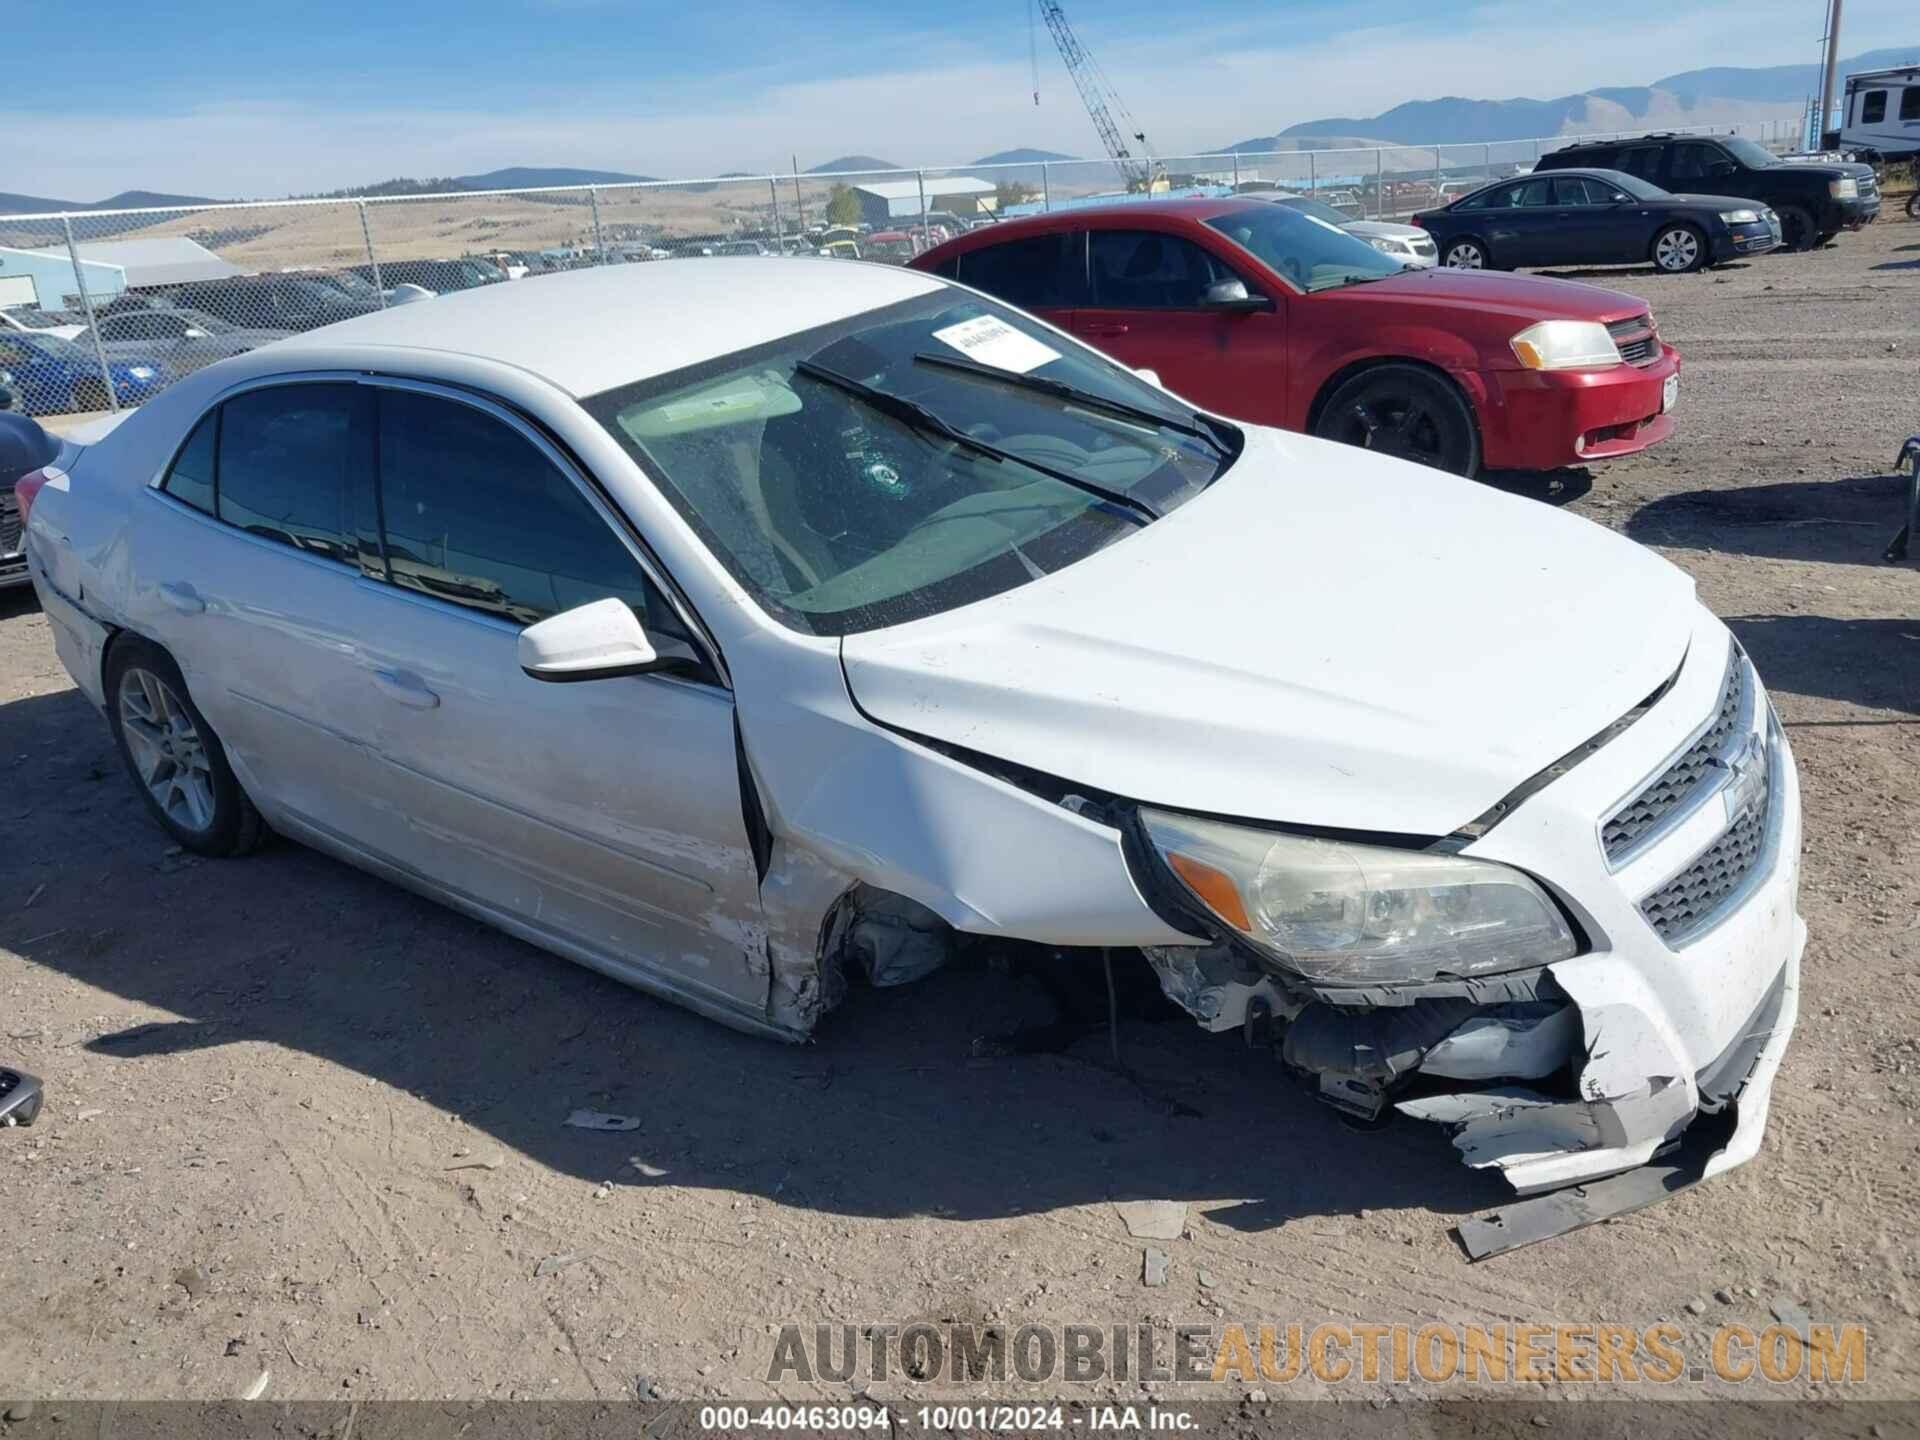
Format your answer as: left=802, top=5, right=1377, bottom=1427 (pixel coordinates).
left=371, top=668, right=440, bottom=709
left=1081, top=322, right=1130, bottom=337
left=159, top=581, right=205, bottom=615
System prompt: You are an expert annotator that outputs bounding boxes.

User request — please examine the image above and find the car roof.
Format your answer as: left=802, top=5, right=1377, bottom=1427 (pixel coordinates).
left=917, top=198, right=1254, bottom=257
left=265, top=258, right=944, bottom=397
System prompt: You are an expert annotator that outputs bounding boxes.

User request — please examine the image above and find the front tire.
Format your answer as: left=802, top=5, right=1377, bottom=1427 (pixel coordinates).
left=1442, top=237, right=1488, bottom=269
left=1777, top=205, right=1818, bottom=252
left=1652, top=224, right=1707, bottom=273
left=105, top=638, right=266, bottom=857
left=1313, top=364, right=1481, bottom=478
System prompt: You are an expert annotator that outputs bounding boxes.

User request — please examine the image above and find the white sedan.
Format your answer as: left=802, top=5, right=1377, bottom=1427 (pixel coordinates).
left=1240, top=191, right=1439, bottom=267
left=15, top=259, right=1801, bottom=1250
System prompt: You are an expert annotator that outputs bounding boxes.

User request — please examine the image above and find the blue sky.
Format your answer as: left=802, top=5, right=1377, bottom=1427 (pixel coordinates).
left=6, top=0, right=1914, bottom=198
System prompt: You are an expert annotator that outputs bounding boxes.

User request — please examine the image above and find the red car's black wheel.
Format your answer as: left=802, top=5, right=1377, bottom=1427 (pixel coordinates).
left=1314, top=365, right=1481, bottom=478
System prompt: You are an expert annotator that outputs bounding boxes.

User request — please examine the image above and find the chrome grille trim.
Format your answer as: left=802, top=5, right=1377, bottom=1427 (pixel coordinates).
left=1606, top=314, right=1659, bottom=368
left=1638, top=716, right=1784, bottom=947
left=0, top=493, right=19, bottom=559
left=1600, top=643, right=1752, bottom=868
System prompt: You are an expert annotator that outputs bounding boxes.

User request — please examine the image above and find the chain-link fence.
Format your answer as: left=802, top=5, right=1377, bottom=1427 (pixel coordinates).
left=0, top=118, right=1804, bottom=421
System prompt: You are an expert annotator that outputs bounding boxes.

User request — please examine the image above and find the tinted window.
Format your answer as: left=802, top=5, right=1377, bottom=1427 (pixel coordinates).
left=1088, top=231, right=1233, bottom=307
left=1552, top=176, right=1600, bottom=205
left=217, top=384, right=364, bottom=563
left=1670, top=143, right=1725, bottom=181
left=926, top=256, right=959, bottom=280
left=376, top=390, right=667, bottom=629
left=163, top=412, right=217, bottom=515
left=1861, top=89, right=1887, bottom=124
left=1903, top=87, right=1920, bottom=121
left=958, top=233, right=1084, bottom=308
left=1480, top=179, right=1550, bottom=209
left=1616, top=148, right=1663, bottom=181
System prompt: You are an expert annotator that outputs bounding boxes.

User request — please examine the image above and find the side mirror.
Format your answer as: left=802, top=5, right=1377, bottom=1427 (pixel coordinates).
left=1710, top=161, right=1737, bottom=178
left=519, top=597, right=659, bottom=682
left=1201, top=278, right=1270, bottom=312
left=1611, top=192, right=1631, bottom=203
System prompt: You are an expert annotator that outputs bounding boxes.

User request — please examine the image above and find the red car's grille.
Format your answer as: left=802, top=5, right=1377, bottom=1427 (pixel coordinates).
left=1606, top=314, right=1659, bottom=367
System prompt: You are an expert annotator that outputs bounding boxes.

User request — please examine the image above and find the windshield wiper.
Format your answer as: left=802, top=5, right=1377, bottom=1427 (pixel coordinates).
left=912, top=350, right=1234, bottom=460
left=792, top=359, right=1160, bottom=523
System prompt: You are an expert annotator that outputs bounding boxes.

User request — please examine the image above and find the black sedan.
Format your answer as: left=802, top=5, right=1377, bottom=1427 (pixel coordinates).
left=1413, top=169, right=1781, bottom=274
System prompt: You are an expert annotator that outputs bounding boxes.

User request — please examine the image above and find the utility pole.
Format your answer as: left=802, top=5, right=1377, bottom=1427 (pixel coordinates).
left=1818, top=0, right=1845, bottom=144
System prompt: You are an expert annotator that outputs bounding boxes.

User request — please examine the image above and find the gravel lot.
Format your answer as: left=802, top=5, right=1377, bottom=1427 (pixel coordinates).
left=1, top=217, right=1916, bottom=1405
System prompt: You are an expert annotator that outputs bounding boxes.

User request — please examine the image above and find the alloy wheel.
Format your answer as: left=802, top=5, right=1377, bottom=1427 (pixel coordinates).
left=1655, top=228, right=1701, bottom=272
left=1445, top=242, right=1484, bottom=269
left=117, top=666, right=216, bottom=833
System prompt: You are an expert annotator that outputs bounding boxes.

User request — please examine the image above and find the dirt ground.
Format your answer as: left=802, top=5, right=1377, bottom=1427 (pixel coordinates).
left=1, top=216, right=1916, bottom=1408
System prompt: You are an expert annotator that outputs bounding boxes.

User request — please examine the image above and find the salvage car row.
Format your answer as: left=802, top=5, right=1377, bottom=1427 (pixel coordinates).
left=10, top=213, right=1805, bottom=1253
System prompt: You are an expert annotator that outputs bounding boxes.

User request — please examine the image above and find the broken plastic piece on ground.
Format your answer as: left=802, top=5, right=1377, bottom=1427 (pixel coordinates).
left=1113, top=1199, right=1187, bottom=1240
left=564, top=1109, right=641, bottom=1132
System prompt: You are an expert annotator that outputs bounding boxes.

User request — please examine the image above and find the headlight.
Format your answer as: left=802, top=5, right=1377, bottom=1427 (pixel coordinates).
left=1719, top=208, right=1760, bottom=224
left=1140, top=809, right=1578, bottom=987
left=128, top=366, right=156, bottom=380
left=1368, top=237, right=1408, bottom=255
left=1509, top=319, right=1622, bottom=371
left=1829, top=177, right=1858, bottom=199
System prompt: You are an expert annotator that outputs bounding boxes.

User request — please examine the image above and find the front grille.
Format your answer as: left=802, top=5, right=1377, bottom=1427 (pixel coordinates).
left=1860, top=174, right=1879, bottom=199
left=1603, top=649, right=1748, bottom=863
left=1409, top=237, right=1437, bottom=256
left=1639, top=761, right=1771, bottom=946
left=1606, top=314, right=1659, bottom=368
left=0, top=494, right=19, bottom=558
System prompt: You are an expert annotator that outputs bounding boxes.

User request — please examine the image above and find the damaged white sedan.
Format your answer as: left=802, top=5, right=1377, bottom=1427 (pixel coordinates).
left=17, top=260, right=1802, bottom=1252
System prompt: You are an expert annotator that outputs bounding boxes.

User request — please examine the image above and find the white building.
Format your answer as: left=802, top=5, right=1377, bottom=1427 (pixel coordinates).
left=850, top=177, right=997, bottom=229
left=0, top=246, right=126, bottom=311
left=1, top=236, right=244, bottom=312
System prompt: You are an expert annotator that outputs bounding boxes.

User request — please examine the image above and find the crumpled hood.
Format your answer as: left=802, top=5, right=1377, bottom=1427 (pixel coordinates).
left=841, top=426, right=1697, bottom=836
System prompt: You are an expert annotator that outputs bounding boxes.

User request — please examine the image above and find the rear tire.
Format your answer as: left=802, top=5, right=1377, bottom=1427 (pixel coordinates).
left=1777, top=206, right=1818, bottom=252
left=1442, top=237, right=1489, bottom=269
left=105, top=638, right=266, bottom=858
left=1652, top=223, right=1707, bottom=273
left=1313, top=364, right=1481, bottom=478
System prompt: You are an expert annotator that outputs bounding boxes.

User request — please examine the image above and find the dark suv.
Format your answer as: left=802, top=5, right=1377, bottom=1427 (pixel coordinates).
left=1536, top=134, right=1879, bottom=251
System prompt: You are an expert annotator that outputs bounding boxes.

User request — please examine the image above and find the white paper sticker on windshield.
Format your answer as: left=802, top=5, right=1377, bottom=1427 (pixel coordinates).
left=931, top=315, right=1060, bottom=375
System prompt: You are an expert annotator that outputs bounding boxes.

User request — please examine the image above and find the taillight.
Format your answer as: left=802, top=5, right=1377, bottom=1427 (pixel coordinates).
left=14, top=468, right=52, bottom=531
left=1410, top=214, right=1426, bottom=228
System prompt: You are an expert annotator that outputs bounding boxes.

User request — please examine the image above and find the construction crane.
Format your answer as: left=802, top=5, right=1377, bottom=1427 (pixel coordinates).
left=1029, top=0, right=1156, bottom=190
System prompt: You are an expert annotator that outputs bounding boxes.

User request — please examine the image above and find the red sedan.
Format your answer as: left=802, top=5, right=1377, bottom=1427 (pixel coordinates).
left=909, top=198, right=1680, bottom=475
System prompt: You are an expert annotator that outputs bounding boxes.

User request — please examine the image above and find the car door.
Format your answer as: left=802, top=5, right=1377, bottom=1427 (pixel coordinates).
left=345, top=381, right=770, bottom=1019
left=953, top=229, right=1085, bottom=333
left=1549, top=175, right=1644, bottom=264
left=1076, top=228, right=1285, bottom=419
left=128, top=379, right=403, bottom=845
left=1481, top=178, right=1557, bottom=265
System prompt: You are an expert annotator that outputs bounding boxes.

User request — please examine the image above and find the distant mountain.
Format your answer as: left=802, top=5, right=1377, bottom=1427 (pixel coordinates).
left=0, top=188, right=218, bottom=216
left=1218, top=45, right=1918, bottom=150
left=972, top=148, right=1078, bottom=166
left=1655, top=47, right=1918, bottom=102
left=455, top=166, right=656, bottom=189
left=806, top=155, right=902, bottom=175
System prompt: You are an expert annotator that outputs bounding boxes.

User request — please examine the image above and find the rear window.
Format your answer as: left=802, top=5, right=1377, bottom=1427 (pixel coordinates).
left=957, top=233, right=1085, bottom=309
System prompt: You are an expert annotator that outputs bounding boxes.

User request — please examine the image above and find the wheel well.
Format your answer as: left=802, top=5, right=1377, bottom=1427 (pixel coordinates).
left=1306, top=356, right=1482, bottom=448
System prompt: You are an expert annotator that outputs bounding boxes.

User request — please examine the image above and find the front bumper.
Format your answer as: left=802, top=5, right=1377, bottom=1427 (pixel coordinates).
left=1718, top=218, right=1782, bottom=258
left=1402, top=618, right=1803, bottom=1201
left=1478, top=344, right=1680, bottom=470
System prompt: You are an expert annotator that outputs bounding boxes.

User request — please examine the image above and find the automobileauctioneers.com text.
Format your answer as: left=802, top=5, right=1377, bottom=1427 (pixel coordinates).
left=767, top=1320, right=1869, bottom=1387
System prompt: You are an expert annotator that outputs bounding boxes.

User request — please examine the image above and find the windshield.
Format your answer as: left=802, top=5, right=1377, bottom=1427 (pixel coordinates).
left=321, top=271, right=381, bottom=298
left=1593, top=170, right=1668, bottom=201
left=3, top=307, right=81, bottom=331
left=1274, top=196, right=1352, bottom=227
left=1721, top=137, right=1777, bottom=170
left=1202, top=203, right=1403, bottom=292
left=585, top=292, right=1237, bottom=636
